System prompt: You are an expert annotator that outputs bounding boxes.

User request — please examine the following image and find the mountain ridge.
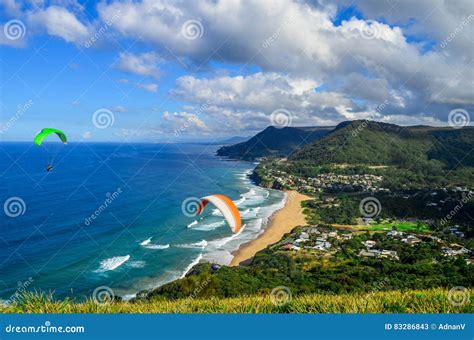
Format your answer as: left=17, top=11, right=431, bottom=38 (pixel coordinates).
left=216, top=125, right=334, bottom=161
left=290, top=120, right=474, bottom=169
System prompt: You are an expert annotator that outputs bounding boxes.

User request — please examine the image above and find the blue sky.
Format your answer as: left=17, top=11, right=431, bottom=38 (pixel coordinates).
left=0, top=0, right=472, bottom=142
left=1, top=35, right=206, bottom=141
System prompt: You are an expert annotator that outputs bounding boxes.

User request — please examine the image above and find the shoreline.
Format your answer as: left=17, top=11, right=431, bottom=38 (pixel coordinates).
left=229, top=190, right=311, bottom=266
left=122, top=167, right=286, bottom=299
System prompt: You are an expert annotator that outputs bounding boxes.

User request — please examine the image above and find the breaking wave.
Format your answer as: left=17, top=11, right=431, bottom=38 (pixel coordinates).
left=95, top=255, right=130, bottom=272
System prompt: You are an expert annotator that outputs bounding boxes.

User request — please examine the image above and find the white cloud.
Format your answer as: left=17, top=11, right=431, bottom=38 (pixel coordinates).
left=1, top=0, right=22, bottom=17
left=136, top=82, right=158, bottom=93
left=341, top=0, right=474, bottom=60
left=115, top=52, right=161, bottom=79
left=116, top=78, right=158, bottom=92
left=96, top=0, right=472, bottom=126
left=27, top=5, right=89, bottom=43
left=171, top=72, right=372, bottom=130
left=4, top=0, right=473, bottom=133
left=162, top=111, right=208, bottom=134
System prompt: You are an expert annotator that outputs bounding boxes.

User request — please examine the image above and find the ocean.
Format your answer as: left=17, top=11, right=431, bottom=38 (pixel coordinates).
left=0, top=143, right=285, bottom=300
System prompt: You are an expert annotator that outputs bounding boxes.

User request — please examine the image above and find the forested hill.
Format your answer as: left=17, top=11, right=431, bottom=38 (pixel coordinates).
left=216, top=126, right=333, bottom=161
left=290, top=120, right=474, bottom=169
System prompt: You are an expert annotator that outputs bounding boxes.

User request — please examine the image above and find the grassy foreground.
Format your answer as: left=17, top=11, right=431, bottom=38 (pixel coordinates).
left=1, top=288, right=471, bottom=314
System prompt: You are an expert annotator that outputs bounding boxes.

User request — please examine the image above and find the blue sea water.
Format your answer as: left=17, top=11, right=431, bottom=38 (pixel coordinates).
left=0, top=143, right=285, bottom=300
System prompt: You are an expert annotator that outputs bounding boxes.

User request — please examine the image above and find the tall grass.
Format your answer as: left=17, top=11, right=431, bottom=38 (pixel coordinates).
left=1, top=288, right=471, bottom=314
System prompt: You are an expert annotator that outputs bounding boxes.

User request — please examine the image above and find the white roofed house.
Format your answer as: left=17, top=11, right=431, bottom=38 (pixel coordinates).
left=299, top=232, right=310, bottom=240
left=380, top=250, right=399, bottom=260
left=363, top=240, right=377, bottom=248
left=359, top=250, right=376, bottom=258
left=341, top=233, right=352, bottom=240
left=387, top=230, right=403, bottom=237
left=315, top=241, right=331, bottom=250
left=308, top=227, right=320, bottom=235
left=402, top=235, right=421, bottom=245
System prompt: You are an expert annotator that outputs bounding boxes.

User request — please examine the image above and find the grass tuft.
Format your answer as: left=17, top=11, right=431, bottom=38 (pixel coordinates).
left=1, top=288, right=471, bottom=314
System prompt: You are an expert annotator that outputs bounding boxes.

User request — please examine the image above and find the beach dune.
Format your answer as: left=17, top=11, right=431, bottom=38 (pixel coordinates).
left=230, top=190, right=311, bottom=266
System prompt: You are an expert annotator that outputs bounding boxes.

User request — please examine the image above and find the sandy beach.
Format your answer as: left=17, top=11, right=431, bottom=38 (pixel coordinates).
left=230, top=190, right=311, bottom=266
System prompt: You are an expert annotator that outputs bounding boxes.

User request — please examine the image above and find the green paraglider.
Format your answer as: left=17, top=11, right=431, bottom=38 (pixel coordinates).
left=34, top=128, right=67, bottom=172
left=34, top=128, right=67, bottom=146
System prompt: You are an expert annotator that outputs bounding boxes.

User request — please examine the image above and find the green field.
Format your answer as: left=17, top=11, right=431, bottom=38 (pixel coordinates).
left=1, top=288, right=471, bottom=314
left=359, top=221, right=430, bottom=232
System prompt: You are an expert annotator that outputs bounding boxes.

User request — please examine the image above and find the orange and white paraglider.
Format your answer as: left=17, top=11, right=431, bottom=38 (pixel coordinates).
left=196, top=194, right=242, bottom=233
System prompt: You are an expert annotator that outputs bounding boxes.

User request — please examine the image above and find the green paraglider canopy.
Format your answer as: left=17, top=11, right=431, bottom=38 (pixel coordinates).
left=34, top=128, right=67, bottom=146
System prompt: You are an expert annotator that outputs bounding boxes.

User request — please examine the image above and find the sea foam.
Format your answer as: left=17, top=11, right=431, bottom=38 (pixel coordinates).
left=177, top=240, right=208, bottom=249
left=95, top=255, right=130, bottom=272
left=180, top=254, right=203, bottom=278
left=140, top=238, right=152, bottom=246
left=144, top=243, right=170, bottom=250
left=186, top=220, right=198, bottom=228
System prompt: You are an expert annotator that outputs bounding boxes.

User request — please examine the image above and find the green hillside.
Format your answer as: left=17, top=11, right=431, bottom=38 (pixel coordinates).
left=137, top=225, right=471, bottom=302
left=290, top=120, right=474, bottom=168
left=217, top=126, right=333, bottom=160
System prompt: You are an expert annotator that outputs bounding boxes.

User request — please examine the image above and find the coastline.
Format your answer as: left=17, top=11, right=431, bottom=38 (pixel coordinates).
left=229, top=190, right=311, bottom=266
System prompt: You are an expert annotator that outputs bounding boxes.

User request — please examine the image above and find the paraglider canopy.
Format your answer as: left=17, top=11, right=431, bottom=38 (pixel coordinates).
left=196, top=194, right=242, bottom=233
left=34, top=128, right=67, bottom=146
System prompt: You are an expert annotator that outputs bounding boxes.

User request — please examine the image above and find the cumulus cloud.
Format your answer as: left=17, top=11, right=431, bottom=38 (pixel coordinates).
left=341, top=0, right=474, bottom=60
left=115, top=52, right=162, bottom=79
left=5, top=0, right=473, bottom=134
left=171, top=72, right=392, bottom=129
left=162, top=111, right=208, bottom=134
left=95, top=0, right=472, bottom=127
left=27, top=5, right=90, bottom=43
